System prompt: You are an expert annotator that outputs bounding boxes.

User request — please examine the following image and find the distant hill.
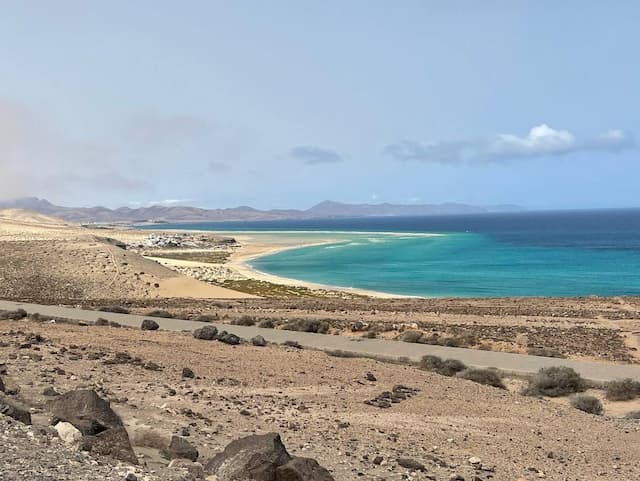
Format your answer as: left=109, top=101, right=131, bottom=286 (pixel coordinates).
left=0, top=197, right=524, bottom=224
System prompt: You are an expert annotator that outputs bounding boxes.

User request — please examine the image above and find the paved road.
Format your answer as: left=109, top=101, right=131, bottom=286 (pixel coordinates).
left=1, top=299, right=639, bottom=382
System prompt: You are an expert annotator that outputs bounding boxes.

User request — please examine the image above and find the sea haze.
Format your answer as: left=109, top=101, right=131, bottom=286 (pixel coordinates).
left=144, top=209, right=640, bottom=297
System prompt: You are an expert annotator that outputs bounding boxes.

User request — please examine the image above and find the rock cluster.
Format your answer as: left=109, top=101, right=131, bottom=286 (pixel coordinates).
left=205, top=432, right=334, bottom=481
left=48, top=389, right=138, bottom=465
left=365, top=385, right=420, bottom=408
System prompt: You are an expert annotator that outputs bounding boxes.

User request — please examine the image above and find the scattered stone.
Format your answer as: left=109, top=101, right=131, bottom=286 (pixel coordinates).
left=365, top=385, right=420, bottom=408
left=144, top=361, right=162, bottom=371
left=55, top=421, right=82, bottom=446
left=251, top=335, right=267, bottom=347
left=397, top=457, right=426, bottom=471
left=275, top=457, right=335, bottom=481
left=169, top=459, right=205, bottom=479
left=141, top=319, right=159, bottom=331
left=125, top=474, right=138, bottom=481
left=193, top=325, right=218, bottom=341
left=162, top=435, right=199, bottom=461
left=43, top=386, right=60, bottom=397
left=0, top=396, right=32, bottom=424
left=182, top=367, right=195, bottom=378
left=218, top=332, right=241, bottom=345
left=366, top=372, right=377, bottom=382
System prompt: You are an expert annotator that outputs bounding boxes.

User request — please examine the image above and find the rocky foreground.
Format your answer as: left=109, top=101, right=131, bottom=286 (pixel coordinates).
left=0, top=317, right=639, bottom=481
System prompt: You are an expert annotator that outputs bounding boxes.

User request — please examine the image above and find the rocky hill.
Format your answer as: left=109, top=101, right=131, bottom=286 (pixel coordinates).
left=0, top=197, right=523, bottom=223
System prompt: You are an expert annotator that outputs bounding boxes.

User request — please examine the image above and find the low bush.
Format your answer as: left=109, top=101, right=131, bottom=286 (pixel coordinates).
left=1, top=309, right=28, bottom=320
left=522, top=366, right=585, bottom=397
left=420, top=355, right=443, bottom=371
left=457, top=368, right=506, bottom=389
left=98, top=306, right=130, bottom=314
left=193, top=314, right=218, bottom=323
left=232, top=315, right=256, bottom=326
left=94, top=318, right=109, bottom=326
left=145, top=310, right=174, bottom=318
left=282, top=318, right=329, bottom=334
left=283, top=340, right=303, bottom=349
left=624, top=410, right=640, bottom=419
left=527, top=347, right=566, bottom=359
left=362, top=331, right=377, bottom=339
left=604, top=378, right=640, bottom=401
left=258, top=319, right=276, bottom=329
left=419, top=355, right=468, bottom=377
left=399, top=330, right=423, bottom=343
left=570, top=394, right=603, bottom=415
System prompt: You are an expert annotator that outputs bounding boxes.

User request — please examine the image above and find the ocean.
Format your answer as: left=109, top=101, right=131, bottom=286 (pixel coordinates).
left=140, top=209, right=640, bottom=297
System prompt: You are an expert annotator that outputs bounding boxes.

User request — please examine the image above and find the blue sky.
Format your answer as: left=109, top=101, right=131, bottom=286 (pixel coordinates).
left=0, top=1, right=638, bottom=209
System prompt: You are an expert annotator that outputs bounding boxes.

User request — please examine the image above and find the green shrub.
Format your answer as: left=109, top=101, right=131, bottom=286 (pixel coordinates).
left=522, top=366, right=585, bottom=397
left=457, top=368, right=505, bottom=389
left=604, top=378, right=640, bottom=401
left=570, top=394, right=603, bottom=415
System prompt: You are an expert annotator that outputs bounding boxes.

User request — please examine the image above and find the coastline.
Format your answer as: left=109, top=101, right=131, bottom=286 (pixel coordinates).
left=147, top=229, right=411, bottom=298
left=228, top=238, right=406, bottom=299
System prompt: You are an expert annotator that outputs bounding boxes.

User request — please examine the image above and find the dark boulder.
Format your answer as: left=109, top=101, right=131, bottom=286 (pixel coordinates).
left=80, top=426, right=138, bottom=465
left=397, top=457, right=426, bottom=471
left=251, top=335, right=267, bottom=347
left=0, top=396, right=32, bottom=425
left=141, top=319, right=160, bottom=331
left=162, top=435, right=199, bottom=461
left=182, top=367, right=195, bottom=378
left=48, top=389, right=137, bottom=464
left=0, top=376, right=4, bottom=393
left=219, top=333, right=241, bottom=346
left=276, top=457, right=335, bottom=481
left=49, top=389, right=123, bottom=435
left=193, top=325, right=218, bottom=341
left=204, top=433, right=291, bottom=480
left=204, top=433, right=334, bottom=481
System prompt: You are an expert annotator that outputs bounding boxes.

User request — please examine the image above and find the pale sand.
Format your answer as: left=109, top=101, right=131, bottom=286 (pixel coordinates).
left=152, top=230, right=405, bottom=298
left=155, top=276, right=256, bottom=299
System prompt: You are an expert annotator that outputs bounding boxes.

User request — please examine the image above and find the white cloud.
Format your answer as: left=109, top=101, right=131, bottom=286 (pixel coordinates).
left=384, top=124, right=634, bottom=163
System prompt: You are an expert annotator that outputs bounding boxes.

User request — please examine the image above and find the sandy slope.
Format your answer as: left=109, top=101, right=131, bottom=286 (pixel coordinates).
left=0, top=209, right=253, bottom=300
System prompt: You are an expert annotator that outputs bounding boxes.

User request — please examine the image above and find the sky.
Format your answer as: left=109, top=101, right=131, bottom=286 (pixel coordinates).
left=0, top=1, right=638, bottom=210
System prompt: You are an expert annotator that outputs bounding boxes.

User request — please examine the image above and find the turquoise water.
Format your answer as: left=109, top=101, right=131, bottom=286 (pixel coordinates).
left=141, top=210, right=640, bottom=297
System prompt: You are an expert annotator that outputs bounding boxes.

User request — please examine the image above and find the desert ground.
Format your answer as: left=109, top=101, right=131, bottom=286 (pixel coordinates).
left=1, top=318, right=639, bottom=481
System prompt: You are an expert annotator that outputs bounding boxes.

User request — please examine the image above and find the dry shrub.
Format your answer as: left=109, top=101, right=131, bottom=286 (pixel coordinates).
left=570, top=394, right=603, bottom=415
left=604, top=378, right=640, bottom=401
left=522, top=366, right=585, bottom=397
left=457, top=368, right=506, bottom=389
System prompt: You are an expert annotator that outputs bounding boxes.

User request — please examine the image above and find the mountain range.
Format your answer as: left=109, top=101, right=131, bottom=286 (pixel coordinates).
left=0, top=197, right=523, bottom=224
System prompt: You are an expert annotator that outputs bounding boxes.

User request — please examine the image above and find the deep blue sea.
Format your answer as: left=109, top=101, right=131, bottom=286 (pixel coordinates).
left=141, top=209, right=640, bottom=297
